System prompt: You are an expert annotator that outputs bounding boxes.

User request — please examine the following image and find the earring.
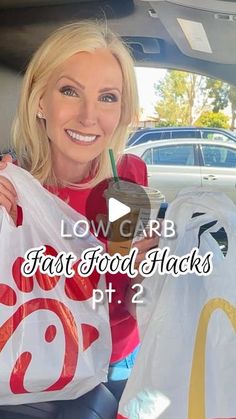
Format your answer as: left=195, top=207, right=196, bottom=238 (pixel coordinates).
left=37, top=111, right=44, bottom=119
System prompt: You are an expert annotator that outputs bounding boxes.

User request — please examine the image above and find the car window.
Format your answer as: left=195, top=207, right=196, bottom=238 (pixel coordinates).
left=134, top=132, right=162, bottom=146
left=201, top=144, right=236, bottom=168
left=172, top=130, right=199, bottom=139
left=202, top=131, right=233, bottom=143
left=160, top=131, right=171, bottom=140
left=147, top=144, right=195, bottom=166
left=142, top=148, right=153, bottom=164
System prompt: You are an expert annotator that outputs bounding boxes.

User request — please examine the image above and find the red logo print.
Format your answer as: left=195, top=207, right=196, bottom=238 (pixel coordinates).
left=0, top=244, right=100, bottom=394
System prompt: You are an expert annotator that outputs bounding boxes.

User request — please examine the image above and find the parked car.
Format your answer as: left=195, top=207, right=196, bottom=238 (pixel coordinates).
left=128, top=127, right=236, bottom=147
left=126, top=138, right=236, bottom=204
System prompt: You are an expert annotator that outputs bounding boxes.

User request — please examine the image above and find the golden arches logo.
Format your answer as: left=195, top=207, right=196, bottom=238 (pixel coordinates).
left=188, top=298, right=236, bottom=419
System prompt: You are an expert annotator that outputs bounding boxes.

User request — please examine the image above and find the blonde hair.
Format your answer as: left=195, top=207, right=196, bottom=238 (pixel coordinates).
left=12, top=20, right=139, bottom=188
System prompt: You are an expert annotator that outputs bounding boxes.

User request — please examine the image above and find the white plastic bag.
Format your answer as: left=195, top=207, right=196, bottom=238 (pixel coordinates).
left=118, top=187, right=236, bottom=419
left=0, top=163, right=111, bottom=405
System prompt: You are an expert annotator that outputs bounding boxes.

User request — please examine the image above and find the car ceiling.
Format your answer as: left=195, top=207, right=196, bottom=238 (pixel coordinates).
left=1, top=0, right=236, bottom=85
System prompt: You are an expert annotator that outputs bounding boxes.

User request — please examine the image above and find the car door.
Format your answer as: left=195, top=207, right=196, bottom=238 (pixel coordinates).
left=200, top=143, right=236, bottom=203
left=141, top=143, right=201, bottom=202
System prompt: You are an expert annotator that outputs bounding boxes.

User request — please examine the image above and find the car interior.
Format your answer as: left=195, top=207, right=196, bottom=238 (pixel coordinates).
left=0, top=0, right=235, bottom=417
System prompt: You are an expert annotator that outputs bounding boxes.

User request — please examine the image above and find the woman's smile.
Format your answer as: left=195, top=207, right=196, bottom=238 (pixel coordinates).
left=65, top=129, right=98, bottom=144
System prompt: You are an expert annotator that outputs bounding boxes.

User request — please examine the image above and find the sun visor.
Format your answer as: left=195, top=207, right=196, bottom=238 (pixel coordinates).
left=143, top=0, right=236, bottom=14
left=143, top=0, right=236, bottom=64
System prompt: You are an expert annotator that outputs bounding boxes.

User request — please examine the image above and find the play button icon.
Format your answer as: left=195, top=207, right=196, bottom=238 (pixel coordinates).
left=108, top=198, right=131, bottom=223
left=85, top=177, right=164, bottom=244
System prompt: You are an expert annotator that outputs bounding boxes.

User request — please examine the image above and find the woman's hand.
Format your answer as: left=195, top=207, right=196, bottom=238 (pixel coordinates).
left=0, top=153, right=13, bottom=168
left=0, top=155, right=17, bottom=225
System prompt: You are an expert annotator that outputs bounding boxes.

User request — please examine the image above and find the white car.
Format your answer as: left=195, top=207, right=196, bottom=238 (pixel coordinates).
left=126, top=138, right=236, bottom=203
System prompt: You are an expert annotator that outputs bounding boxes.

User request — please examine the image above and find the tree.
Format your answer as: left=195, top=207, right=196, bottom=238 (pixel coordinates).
left=153, top=70, right=236, bottom=129
left=229, top=86, right=236, bottom=130
left=154, top=70, right=209, bottom=125
left=194, top=111, right=229, bottom=129
left=206, top=79, right=236, bottom=130
left=206, top=78, right=229, bottom=112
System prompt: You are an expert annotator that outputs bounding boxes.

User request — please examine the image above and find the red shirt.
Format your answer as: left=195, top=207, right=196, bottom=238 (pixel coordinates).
left=17, top=154, right=148, bottom=363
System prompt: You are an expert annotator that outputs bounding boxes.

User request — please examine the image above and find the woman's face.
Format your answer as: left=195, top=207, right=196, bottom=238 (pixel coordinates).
left=39, top=48, right=123, bottom=181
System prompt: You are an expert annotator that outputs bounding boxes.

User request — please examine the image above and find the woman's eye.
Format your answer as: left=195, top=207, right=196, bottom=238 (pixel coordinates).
left=99, top=93, right=118, bottom=103
left=59, top=86, right=78, bottom=97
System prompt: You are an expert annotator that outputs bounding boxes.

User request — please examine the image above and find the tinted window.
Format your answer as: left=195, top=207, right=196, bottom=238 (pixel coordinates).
left=160, top=131, right=171, bottom=139
left=172, top=130, right=199, bottom=139
left=134, top=132, right=162, bottom=146
left=128, top=131, right=142, bottom=146
left=201, top=145, right=236, bottom=168
left=151, top=144, right=195, bottom=166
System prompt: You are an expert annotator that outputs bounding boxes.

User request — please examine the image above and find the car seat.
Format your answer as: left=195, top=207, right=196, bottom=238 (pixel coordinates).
left=0, top=383, right=118, bottom=419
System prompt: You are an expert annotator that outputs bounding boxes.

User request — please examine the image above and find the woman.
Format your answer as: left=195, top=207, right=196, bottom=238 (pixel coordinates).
left=0, top=20, right=158, bottom=416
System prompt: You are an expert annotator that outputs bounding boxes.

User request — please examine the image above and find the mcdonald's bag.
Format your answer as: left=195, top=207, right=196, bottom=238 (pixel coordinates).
left=118, top=187, right=236, bottom=419
left=0, top=164, right=111, bottom=405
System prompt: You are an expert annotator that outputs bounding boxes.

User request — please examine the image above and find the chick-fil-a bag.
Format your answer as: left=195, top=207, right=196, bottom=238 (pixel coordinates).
left=0, top=163, right=111, bottom=405
left=118, top=187, right=236, bottom=419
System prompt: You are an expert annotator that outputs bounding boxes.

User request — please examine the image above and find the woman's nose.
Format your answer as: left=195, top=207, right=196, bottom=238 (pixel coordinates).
left=78, top=100, right=97, bottom=127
